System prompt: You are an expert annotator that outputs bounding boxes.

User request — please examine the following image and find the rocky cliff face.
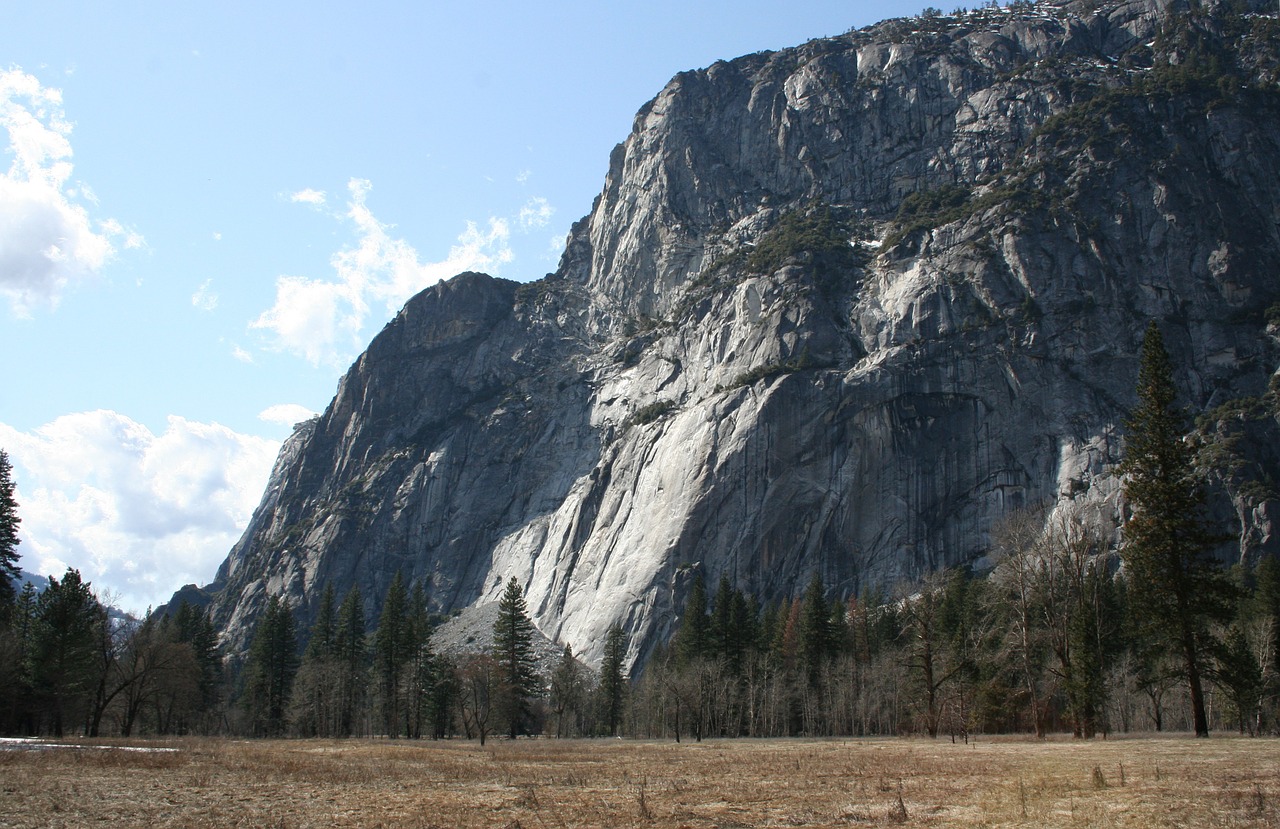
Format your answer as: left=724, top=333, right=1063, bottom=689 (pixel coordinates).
left=193, top=0, right=1280, bottom=670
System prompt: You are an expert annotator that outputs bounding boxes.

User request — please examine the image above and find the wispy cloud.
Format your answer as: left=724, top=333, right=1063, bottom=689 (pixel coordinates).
left=290, top=188, right=326, bottom=206
left=547, top=231, right=570, bottom=261
left=0, top=68, right=142, bottom=315
left=252, top=178, right=518, bottom=367
left=519, top=196, right=554, bottom=230
left=191, top=278, right=218, bottom=312
left=258, top=403, right=318, bottom=427
left=0, top=412, right=278, bottom=616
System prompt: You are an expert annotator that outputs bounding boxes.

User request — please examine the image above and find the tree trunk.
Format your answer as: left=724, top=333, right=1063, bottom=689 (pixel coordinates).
left=1186, top=640, right=1210, bottom=737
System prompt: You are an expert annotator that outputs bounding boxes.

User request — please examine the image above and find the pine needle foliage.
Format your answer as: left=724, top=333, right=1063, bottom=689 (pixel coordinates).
left=492, top=577, right=540, bottom=738
left=1119, top=322, right=1235, bottom=737
left=0, top=450, right=21, bottom=611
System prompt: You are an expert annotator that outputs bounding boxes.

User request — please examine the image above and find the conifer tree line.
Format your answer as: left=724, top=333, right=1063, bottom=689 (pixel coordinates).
left=628, top=550, right=1280, bottom=740
left=1, top=323, right=1279, bottom=738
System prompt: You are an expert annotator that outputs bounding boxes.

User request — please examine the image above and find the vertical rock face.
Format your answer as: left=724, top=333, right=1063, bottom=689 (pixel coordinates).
left=195, top=0, right=1280, bottom=669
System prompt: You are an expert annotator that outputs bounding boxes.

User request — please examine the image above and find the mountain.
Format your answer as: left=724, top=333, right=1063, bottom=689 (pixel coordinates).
left=188, top=0, right=1280, bottom=670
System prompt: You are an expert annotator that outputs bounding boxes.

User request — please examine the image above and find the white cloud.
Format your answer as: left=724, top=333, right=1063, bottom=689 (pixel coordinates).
left=519, top=196, right=554, bottom=230
left=0, top=411, right=279, bottom=616
left=252, top=178, right=516, bottom=367
left=231, top=344, right=254, bottom=363
left=0, top=68, right=141, bottom=315
left=547, top=231, right=570, bottom=261
left=290, top=188, right=326, bottom=206
left=258, top=403, right=317, bottom=427
left=191, top=278, right=218, bottom=312
left=516, top=169, right=531, bottom=184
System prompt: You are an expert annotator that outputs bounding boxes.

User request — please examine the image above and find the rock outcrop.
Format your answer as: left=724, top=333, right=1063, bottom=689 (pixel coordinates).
left=191, top=0, right=1280, bottom=670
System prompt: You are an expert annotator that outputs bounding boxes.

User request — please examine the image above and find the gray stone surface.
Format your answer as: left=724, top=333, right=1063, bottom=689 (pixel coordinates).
left=189, top=0, right=1280, bottom=671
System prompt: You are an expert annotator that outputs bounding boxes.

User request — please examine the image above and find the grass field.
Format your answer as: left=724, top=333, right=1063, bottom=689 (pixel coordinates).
left=1, top=734, right=1277, bottom=828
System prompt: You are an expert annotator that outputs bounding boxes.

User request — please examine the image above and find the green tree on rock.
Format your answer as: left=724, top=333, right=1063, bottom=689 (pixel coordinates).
left=1120, top=322, right=1234, bottom=737
left=492, top=577, right=540, bottom=738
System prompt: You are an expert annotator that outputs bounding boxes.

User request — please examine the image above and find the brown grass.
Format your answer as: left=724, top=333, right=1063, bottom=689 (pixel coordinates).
left=1, top=734, right=1278, bottom=828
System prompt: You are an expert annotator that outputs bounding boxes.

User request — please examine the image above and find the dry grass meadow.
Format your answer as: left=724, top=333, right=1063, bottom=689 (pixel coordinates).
left=1, top=734, right=1278, bottom=828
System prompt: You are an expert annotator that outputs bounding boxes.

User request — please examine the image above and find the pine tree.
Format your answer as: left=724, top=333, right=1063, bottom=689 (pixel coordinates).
left=1217, top=623, right=1263, bottom=734
left=10, top=582, right=39, bottom=727
left=403, top=582, right=435, bottom=739
left=710, top=575, right=735, bottom=664
left=492, top=577, right=540, bottom=738
left=0, top=450, right=21, bottom=612
left=334, top=586, right=367, bottom=736
left=241, top=595, right=298, bottom=737
left=598, top=622, right=627, bottom=736
left=305, top=585, right=338, bottom=662
left=373, top=573, right=410, bottom=737
left=291, top=584, right=338, bottom=736
left=168, top=601, right=224, bottom=732
left=0, top=581, right=36, bottom=732
left=1120, top=322, right=1234, bottom=737
left=30, top=569, right=102, bottom=736
left=674, top=572, right=710, bottom=665
left=798, top=572, right=831, bottom=688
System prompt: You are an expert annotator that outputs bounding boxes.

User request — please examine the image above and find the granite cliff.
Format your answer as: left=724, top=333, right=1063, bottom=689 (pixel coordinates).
left=187, top=0, right=1280, bottom=670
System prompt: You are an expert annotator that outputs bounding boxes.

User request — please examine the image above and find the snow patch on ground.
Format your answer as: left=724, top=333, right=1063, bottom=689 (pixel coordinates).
left=0, top=737, right=178, bottom=753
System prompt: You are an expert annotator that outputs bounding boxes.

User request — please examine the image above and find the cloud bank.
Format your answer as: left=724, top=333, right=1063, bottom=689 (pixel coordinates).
left=0, top=69, right=141, bottom=315
left=252, top=178, right=541, bottom=367
left=0, top=412, right=278, bottom=615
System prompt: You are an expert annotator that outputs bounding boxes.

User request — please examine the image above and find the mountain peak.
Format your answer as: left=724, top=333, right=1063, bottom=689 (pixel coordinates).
left=190, top=0, right=1280, bottom=669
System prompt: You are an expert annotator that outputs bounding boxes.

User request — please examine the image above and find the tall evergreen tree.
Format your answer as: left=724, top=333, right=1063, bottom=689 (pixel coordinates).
left=710, top=575, right=735, bottom=664
left=305, top=585, right=338, bottom=662
left=492, top=576, right=540, bottom=738
left=291, top=584, right=338, bottom=736
left=403, top=582, right=435, bottom=739
left=373, top=573, right=410, bottom=737
left=30, top=568, right=102, bottom=736
left=798, top=572, right=831, bottom=688
left=334, top=586, right=367, bottom=736
left=1216, top=623, right=1264, bottom=734
left=0, top=581, right=37, bottom=733
left=1120, top=322, right=1234, bottom=737
left=167, top=601, right=224, bottom=732
left=598, top=622, right=628, bottom=736
left=241, top=596, right=298, bottom=737
left=674, top=572, right=710, bottom=665
left=0, top=450, right=21, bottom=612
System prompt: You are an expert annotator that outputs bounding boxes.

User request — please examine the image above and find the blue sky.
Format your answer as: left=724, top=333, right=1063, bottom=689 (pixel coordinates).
left=1, top=1, right=928, bottom=614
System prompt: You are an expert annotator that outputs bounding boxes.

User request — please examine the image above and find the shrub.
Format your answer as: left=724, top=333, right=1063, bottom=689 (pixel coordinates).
left=627, top=401, right=675, bottom=427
